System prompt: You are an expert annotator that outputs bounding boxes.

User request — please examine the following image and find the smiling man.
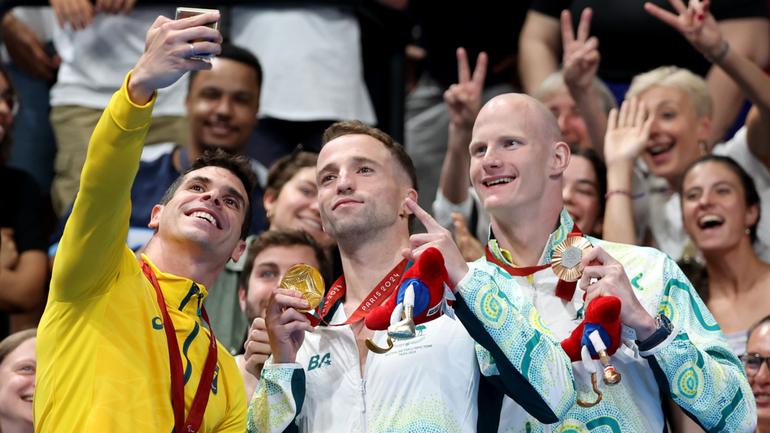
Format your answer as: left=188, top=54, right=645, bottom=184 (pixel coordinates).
left=247, top=120, right=576, bottom=433
left=468, top=93, right=756, bottom=432
left=35, top=12, right=251, bottom=433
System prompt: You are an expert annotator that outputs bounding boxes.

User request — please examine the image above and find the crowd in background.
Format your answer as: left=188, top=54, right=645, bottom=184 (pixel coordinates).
left=1, top=1, right=770, bottom=432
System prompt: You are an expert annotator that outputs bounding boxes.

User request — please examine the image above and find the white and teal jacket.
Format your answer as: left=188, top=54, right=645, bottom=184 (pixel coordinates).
left=247, top=257, right=577, bottom=432
left=489, top=210, right=756, bottom=433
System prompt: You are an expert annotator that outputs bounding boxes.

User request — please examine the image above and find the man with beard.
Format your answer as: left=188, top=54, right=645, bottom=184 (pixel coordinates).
left=246, top=120, right=577, bottom=432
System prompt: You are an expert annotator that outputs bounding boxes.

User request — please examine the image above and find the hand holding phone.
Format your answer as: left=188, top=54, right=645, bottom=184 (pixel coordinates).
left=175, top=7, right=220, bottom=61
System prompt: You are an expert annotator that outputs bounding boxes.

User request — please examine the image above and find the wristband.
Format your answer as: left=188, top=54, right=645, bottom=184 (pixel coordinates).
left=604, top=190, right=642, bottom=200
left=705, top=41, right=730, bottom=64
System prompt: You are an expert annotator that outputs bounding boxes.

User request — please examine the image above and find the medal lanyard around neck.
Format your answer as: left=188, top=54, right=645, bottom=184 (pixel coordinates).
left=310, top=259, right=409, bottom=326
left=141, top=260, right=218, bottom=433
left=484, top=224, right=583, bottom=301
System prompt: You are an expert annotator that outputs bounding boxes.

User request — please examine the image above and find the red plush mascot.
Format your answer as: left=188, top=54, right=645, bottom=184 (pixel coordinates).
left=561, top=295, right=623, bottom=407
left=560, top=295, right=622, bottom=362
left=365, top=247, right=453, bottom=333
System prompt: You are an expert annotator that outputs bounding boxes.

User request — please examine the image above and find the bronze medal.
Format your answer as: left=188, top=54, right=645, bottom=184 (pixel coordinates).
left=551, top=237, right=592, bottom=282
left=279, top=264, right=325, bottom=312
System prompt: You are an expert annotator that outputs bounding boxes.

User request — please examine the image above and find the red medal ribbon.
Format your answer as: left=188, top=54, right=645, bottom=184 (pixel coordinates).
left=309, top=259, right=409, bottom=326
left=141, top=261, right=218, bottom=433
left=485, top=224, right=584, bottom=301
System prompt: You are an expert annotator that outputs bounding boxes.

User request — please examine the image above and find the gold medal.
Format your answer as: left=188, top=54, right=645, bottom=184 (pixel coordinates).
left=279, top=264, right=325, bottom=312
left=551, top=237, right=592, bottom=282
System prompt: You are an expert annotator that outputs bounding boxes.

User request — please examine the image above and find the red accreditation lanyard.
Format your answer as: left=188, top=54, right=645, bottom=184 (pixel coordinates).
left=484, top=224, right=583, bottom=301
left=141, top=261, right=218, bottom=433
left=310, top=259, right=409, bottom=326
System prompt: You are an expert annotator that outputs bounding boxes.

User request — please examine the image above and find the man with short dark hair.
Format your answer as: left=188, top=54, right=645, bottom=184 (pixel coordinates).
left=46, top=41, right=269, bottom=352
left=247, top=121, right=577, bottom=432
left=235, top=229, right=330, bottom=398
left=35, top=12, right=250, bottom=433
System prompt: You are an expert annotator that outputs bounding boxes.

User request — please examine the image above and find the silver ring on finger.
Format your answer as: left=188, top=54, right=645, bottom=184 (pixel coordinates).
left=188, top=43, right=196, bottom=58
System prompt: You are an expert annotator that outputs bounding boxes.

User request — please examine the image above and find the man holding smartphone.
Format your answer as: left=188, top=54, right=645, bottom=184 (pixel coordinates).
left=35, top=11, right=249, bottom=433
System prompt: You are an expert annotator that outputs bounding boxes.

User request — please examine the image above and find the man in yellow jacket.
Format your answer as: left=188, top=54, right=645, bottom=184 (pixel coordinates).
left=35, top=11, right=250, bottom=433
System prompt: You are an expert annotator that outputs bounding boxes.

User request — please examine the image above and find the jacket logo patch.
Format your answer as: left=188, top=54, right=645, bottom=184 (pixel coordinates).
left=308, top=353, right=332, bottom=371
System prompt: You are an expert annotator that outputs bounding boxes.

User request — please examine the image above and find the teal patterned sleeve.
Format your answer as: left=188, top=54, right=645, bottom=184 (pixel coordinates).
left=642, top=257, right=756, bottom=433
left=455, top=260, right=576, bottom=424
left=247, top=364, right=305, bottom=433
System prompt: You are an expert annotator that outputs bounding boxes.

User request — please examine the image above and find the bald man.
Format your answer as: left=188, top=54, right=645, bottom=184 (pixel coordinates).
left=467, top=93, right=755, bottom=432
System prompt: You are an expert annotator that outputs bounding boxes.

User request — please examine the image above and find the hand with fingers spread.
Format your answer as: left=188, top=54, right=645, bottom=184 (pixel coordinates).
left=265, top=288, right=314, bottom=364
left=603, top=97, right=653, bottom=167
left=578, top=247, right=657, bottom=340
left=444, top=47, right=487, bottom=131
left=402, top=198, right=468, bottom=289
left=50, top=0, right=95, bottom=30
left=451, top=212, right=483, bottom=261
left=243, top=317, right=272, bottom=379
left=644, top=0, right=724, bottom=61
left=561, top=8, right=600, bottom=93
left=129, top=11, right=222, bottom=104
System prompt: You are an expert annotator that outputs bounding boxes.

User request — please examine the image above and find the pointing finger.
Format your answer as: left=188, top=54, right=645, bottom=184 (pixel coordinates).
left=405, top=197, right=443, bottom=232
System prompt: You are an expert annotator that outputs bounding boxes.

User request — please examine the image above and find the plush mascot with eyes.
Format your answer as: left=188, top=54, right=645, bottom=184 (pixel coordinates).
left=365, top=247, right=454, bottom=332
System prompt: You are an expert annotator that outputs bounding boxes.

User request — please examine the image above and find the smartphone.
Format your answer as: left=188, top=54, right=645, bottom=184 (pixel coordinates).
left=175, top=7, right=220, bottom=61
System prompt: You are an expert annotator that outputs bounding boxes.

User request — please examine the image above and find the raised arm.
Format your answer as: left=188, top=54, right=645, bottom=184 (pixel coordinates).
left=705, top=17, right=769, bottom=145
left=602, top=98, right=652, bottom=245
left=646, top=0, right=770, bottom=168
left=434, top=47, right=486, bottom=227
left=51, top=12, right=221, bottom=301
left=519, top=10, right=561, bottom=94
left=560, top=8, right=610, bottom=155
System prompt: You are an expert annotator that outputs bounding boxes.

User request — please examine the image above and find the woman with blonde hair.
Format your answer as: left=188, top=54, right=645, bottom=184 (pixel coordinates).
left=602, top=0, right=770, bottom=263
left=0, top=329, right=36, bottom=433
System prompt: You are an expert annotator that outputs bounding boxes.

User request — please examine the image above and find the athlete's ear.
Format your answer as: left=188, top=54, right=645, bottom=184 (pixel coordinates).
left=550, top=141, right=570, bottom=177
left=230, top=239, right=247, bottom=263
left=149, top=204, right=164, bottom=230
left=401, top=189, right=418, bottom=219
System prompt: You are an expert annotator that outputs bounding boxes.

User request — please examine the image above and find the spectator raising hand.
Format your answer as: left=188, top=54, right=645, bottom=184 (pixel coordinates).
left=438, top=48, right=487, bottom=204
left=602, top=97, right=652, bottom=245
left=561, top=8, right=599, bottom=93
left=558, top=7, right=610, bottom=154
left=604, top=98, right=653, bottom=167
left=434, top=48, right=488, bottom=246
left=645, top=0, right=726, bottom=63
left=444, top=47, right=487, bottom=130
